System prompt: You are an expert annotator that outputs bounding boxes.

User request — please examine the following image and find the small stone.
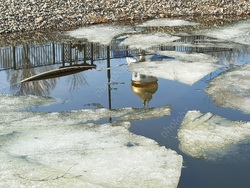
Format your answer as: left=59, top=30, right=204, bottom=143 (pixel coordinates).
left=35, top=17, right=43, bottom=23
left=0, top=0, right=250, bottom=33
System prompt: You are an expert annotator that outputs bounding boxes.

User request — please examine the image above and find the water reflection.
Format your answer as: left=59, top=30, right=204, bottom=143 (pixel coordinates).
left=16, top=73, right=56, bottom=96
left=128, top=51, right=159, bottom=107
left=7, top=64, right=93, bottom=96
left=1, top=41, right=109, bottom=96
left=21, top=64, right=96, bottom=82
left=1, top=24, right=250, bottom=188
left=0, top=35, right=250, bottom=98
left=131, top=73, right=158, bottom=107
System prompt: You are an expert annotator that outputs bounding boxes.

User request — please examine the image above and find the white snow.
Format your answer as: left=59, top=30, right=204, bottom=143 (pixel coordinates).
left=0, top=94, right=56, bottom=111
left=138, top=18, right=199, bottom=27
left=156, top=51, right=219, bottom=63
left=120, top=33, right=180, bottom=50
left=195, top=20, right=250, bottom=45
left=67, top=25, right=137, bottom=45
left=0, top=94, right=182, bottom=188
left=128, top=60, right=220, bottom=85
left=206, top=63, right=250, bottom=114
left=127, top=50, right=220, bottom=85
left=161, top=40, right=245, bottom=49
left=178, top=110, right=250, bottom=161
left=117, top=106, right=171, bottom=121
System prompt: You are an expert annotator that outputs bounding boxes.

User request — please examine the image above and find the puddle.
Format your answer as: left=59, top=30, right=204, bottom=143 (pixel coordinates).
left=1, top=18, right=250, bottom=188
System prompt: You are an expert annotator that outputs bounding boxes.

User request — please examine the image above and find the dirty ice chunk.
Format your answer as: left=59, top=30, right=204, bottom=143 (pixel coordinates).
left=0, top=151, right=100, bottom=188
left=162, top=40, right=245, bottom=49
left=196, top=20, right=250, bottom=45
left=138, top=18, right=199, bottom=27
left=2, top=122, right=183, bottom=188
left=117, top=105, right=171, bottom=121
left=0, top=107, right=170, bottom=135
left=0, top=94, right=181, bottom=187
left=120, top=33, right=180, bottom=50
left=128, top=61, right=220, bottom=85
left=178, top=110, right=250, bottom=161
left=0, top=94, right=171, bottom=134
left=156, top=51, right=219, bottom=64
left=67, top=25, right=136, bottom=45
left=206, top=63, right=250, bottom=114
left=0, top=94, right=56, bottom=112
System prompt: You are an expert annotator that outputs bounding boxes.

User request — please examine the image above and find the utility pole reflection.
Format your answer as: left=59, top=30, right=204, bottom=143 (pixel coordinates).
left=107, top=46, right=112, bottom=123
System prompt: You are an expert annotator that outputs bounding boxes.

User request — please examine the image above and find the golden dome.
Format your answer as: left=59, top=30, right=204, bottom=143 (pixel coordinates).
left=131, top=81, right=158, bottom=106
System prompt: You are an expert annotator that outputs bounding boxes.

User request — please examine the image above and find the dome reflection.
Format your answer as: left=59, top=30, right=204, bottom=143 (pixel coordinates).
left=131, top=72, right=158, bottom=107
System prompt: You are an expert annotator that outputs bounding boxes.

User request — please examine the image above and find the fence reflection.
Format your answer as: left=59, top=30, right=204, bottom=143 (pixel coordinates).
left=0, top=42, right=117, bottom=70
left=0, top=35, right=249, bottom=97
left=1, top=35, right=248, bottom=71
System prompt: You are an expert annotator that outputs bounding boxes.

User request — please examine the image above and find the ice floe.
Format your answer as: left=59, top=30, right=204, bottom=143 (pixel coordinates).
left=138, top=18, right=199, bottom=27
left=195, top=20, right=250, bottom=45
left=0, top=94, right=56, bottom=112
left=162, top=40, right=245, bottom=49
left=0, top=94, right=182, bottom=188
left=120, top=33, right=180, bottom=50
left=206, top=63, right=250, bottom=114
left=178, top=110, right=250, bottom=161
left=156, top=51, right=219, bottom=64
left=117, top=106, right=170, bottom=121
left=128, top=58, right=220, bottom=85
left=0, top=100, right=171, bottom=135
left=67, top=25, right=137, bottom=45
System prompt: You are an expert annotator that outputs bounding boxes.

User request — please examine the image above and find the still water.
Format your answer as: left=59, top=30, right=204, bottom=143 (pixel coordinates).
left=1, top=20, right=250, bottom=187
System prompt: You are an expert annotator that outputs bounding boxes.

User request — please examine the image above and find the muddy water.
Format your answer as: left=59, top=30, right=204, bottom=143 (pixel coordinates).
left=1, top=21, right=250, bottom=188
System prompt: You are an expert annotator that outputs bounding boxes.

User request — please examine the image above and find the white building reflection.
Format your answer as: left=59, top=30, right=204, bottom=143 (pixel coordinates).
left=128, top=51, right=160, bottom=107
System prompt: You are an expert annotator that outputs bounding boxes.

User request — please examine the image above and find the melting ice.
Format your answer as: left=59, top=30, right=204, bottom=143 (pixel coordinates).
left=0, top=94, right=182, bottom=188
left=195, top=20, right=250, bottom=45
left=206, top=63, right=250, bottom=114
left=67, top=25, right=137, bottom=45
left=127, top=50, right=220, bottom=85
left=120, top=33, right=180, bottom=50
left=156, top=51, right=219, bottom=63
left=137, top=18, right=199, bottom=27
left=178, top=110, right=250, bottom=161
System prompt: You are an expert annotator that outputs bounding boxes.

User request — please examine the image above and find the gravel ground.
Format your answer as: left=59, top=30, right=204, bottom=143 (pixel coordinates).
left=0, top=0, right=250, bottom=34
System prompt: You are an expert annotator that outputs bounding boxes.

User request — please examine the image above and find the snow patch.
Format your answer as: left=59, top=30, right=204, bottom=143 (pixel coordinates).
left=196, top=20, right=250, bottom=45
left=120, top=33, right=180, bottom=50
left=0, top=94, right=56, bottom=111
left=178, top=110, right=250, bottom=161
left=206, top=63, right=250, bottom=114
left=128, top=60, right=220, bottom=85
left=117, top=106, right=171, bottom=121
left=138, top=18, right=199, bottom=27
left=156, top=51, right=219, bottom=63
left=0, top=94, right=182, bottom=188
left=67, top=25, right=137, bottom=45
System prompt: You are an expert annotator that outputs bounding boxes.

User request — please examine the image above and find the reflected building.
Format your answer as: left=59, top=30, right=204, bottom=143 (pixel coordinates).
left=129, top=51, right=159, bottom=107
